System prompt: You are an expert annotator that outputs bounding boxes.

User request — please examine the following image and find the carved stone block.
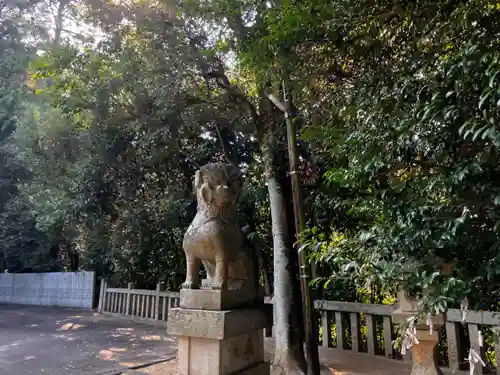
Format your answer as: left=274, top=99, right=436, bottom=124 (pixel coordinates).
left=180, top=285, right=264, bottom=311
left=167, top=306, right=271, bottom=340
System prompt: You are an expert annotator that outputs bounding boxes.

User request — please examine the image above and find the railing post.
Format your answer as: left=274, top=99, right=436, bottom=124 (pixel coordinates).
left=125, top=282, right=133, bottom=315
left=145, top=293, right=150, bottom=318
left=335, top=312, right=344, bottom=350
left=162, top=293, right=168, bottom=322
left=383, top=316, right=393, bottom=358
left=366, top=313, right=376, bottom=355
left=468, top=323, right=482, bottom=375
left=350, top=313, right=360, bottom=352
left=119, top=293, right=123, bottom=314
left=132, top=294, right=137, bottom=316
left=98, top=279, right=107, bottom=313
left=142, top=293, right=146, bottom=317
left=445, top=322, right=460, bottom=373
left=322, top=311, right=330, bottom=348
left=154, top=282, right=163, bottom=321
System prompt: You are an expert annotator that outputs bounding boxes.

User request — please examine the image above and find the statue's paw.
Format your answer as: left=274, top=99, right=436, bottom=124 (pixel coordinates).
left=182, top=278, right=198, bottom=289
left=208, top=279, right=225, bottom=290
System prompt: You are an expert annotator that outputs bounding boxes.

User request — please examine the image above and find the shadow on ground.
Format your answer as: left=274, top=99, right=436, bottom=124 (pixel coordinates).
left=0, top=304, right=176, bottom=375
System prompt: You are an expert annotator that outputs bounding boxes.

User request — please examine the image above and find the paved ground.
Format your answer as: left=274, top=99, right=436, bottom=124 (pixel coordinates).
left=0, top=304, right=442, bottom=375
left=0, top=304, right=176, bottom=375
left=263, top=340, right=413, bottom=375
left=136, top=344, right=414, bottom=375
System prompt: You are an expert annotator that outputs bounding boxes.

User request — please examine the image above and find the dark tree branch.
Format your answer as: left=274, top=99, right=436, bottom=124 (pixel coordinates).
left=213, top=122, right=237, bottom=166
left=204, top=70, right=260, bottom=124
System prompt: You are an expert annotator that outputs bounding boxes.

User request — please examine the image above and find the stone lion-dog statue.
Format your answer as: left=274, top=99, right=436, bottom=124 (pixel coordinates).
left=182, top=162, right=257, bottom=291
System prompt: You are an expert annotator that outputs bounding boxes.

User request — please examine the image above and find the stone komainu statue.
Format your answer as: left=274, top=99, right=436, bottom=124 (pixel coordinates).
left=182, top=163, right=257, bottom=291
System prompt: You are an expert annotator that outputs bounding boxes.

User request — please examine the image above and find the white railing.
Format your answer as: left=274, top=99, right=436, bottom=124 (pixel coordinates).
left=315, top=300, right=500, bottom=374
left=445, top=309, right=500, bottom=374
left=98, top=281, right=179, bottom=325
left=315, top=300, right=397, bottom=357
left=97, top=282, right=499, bottom=373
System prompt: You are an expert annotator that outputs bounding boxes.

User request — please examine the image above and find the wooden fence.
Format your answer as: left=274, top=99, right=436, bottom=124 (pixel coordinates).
left=97, top=282, right=500, bottom=374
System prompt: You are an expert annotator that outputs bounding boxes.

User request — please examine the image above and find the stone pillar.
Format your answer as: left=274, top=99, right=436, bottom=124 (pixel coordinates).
left=167, top=287, right=271, bottom=375
left=408, top=329, right=440, bottom=375
left=392, top=290, right=444, bottom=375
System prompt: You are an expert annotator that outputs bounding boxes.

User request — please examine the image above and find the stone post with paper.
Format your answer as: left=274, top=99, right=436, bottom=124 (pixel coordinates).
left=167, top=162, right=271, bottom=375
left=392, top=289, right=445, bottom=375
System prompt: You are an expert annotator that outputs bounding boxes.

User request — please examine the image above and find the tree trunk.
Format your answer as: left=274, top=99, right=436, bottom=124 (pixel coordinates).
left=61, top=240, right=79, bottom=271
left=68, top=247, right=79, bottom=271
left=262, top=131, right=307, bottom=375
left=53, top=0, right=70, bottom=46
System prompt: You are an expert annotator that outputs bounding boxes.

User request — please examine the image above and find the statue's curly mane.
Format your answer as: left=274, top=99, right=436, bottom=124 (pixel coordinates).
left=193, top=163, right=241, bottom=224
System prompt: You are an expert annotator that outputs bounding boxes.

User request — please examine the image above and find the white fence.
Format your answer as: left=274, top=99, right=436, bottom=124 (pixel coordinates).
left=0, top=271, right=96, bottom=309
left=98, top=281, right=180, bottom=325
left=315, top=300, right=500, bottom=374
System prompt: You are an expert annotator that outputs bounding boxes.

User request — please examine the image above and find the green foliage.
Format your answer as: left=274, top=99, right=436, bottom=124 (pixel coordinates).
left=0, top=0, right=50, bottom=272
left=0, top=0, right=271, bottom=289
left=13, top=20, right=225, bottom=284
left=3, top=0, right=500, bottom=327
left=291, top=0, right=500, bottom=312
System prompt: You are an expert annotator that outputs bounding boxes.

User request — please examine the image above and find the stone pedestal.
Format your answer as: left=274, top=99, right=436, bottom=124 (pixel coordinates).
left=167, top=288, right=271, bottom=375
left=392, top=290, right=444, bottom=375
left=408, top=330, right=441, bottom=375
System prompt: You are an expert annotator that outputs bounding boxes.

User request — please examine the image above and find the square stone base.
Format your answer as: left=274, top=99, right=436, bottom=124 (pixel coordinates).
left=177, top=331, right=267, bottom=375
left=180, top=286, right=264, bottom=310
left=167, top=306, right=271, bottom=340
left=167, top=304, right=271, bottom=375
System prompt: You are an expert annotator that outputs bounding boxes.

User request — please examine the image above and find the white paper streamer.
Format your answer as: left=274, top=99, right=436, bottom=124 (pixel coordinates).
left=399, top=317, right=419, bottom=355
left=460, top=298, right=469, bottom=323
left=466, top=349, right=485, bottom=375
left=478, top=331, right=484, bottom=347
left=427, top=313, right=433, bottom=335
